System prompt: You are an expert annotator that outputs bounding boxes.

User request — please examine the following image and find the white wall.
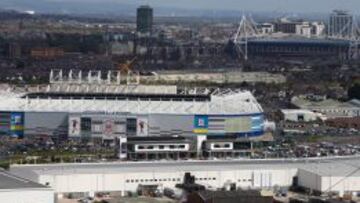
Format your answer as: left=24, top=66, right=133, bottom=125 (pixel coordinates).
left=283, top=111, right=317, bottom=122
left=321, top=176, right=360, bottom=193
left=298, top=168, right=321, bottom=191
left=38, top=168, right=297, bottom=194
left=298, top=169, right=360, bottom=193
left=0, top=189, right=54, bottom=203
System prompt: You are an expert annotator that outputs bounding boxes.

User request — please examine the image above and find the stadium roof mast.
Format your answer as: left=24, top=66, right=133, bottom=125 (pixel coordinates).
left=349, top=19, right=360, bottom=60
left=328, top=15, right=360, bottom=60
left=232, top=15, right=261, bottom=61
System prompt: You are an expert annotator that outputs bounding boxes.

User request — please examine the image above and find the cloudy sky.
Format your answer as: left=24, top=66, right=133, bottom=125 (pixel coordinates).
left=45, top=0, right=360, bottom=12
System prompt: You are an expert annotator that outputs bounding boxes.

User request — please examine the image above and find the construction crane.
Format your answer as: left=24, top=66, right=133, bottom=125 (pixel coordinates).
left=116, top=57, right=137, bottom=74
left=114, top=56, right=140, bottom=85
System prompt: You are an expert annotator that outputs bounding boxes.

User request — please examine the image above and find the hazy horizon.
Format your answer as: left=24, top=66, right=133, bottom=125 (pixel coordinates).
left=0, top=0, right=359, bottom=16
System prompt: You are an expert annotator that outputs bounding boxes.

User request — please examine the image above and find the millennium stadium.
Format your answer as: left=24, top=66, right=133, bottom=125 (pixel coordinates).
left=247, top=37, right=351, bottom=59
left=0, top=70, right=269, bottom=160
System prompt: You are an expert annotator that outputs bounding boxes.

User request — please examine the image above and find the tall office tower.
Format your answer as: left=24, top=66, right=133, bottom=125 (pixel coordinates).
left=136, top=5, right=153, bottom=35
left=329, top=10, right=353, bottom=38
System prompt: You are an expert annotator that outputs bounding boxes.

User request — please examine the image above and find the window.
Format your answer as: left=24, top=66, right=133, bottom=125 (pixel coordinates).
left=297, top=114, right=304, bottom=121
left=126, top=118, right=137, bottom=135
left=138, top=146, right=144, bottom=149
left=81, top=117, right=92, bottom=132
left=169, top=145, right=175, bottom=149
left=126, top=180, right=129, bottom=183
left=224, top=144, right=230, bottom=148
left=159, top=145, right=165, bottom=149
left=179, top=145, right=185, bottom=149
left=147, top=146, right=154, bottom=149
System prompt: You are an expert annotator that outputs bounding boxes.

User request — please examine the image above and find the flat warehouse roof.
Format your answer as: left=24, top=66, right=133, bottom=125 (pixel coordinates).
left=299, top=162, right=360, bottom=177
left=10, top=156, right=360, bottom=176
left=0, top=170, right=48, bottom=190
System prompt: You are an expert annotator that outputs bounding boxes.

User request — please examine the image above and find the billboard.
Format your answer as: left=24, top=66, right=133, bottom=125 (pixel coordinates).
left=68, top=116, right=81, bottom=136
left=10, top=112, right=24, bottom=138
left=200, top=114, right=264, bottom=137
left=137, top=117, right=148, bottom=136
left=224, top=117, right=252, bottom=133
left=193, top=115, right=208, bottom=134
left=103, top=119, right=114, bottom=138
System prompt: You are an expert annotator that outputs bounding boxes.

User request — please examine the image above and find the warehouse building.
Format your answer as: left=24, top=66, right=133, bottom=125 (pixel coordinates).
left=298, top=162, right=360, bottom=196
left=9, top=156, right=360, bottom=200
left=0, top=170, right=54, bottom=203
left=291, top=96, right=360, bottom=119
left=280, top=109, right=319, bottom=122
left=10, top=160, right=298, bottom=198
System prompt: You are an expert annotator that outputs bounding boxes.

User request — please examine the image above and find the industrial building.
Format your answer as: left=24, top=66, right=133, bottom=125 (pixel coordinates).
left=291, top=96, right=360, bottom=119
left=9, top=156, right=360, bottom=200
left=0, top=170, right=54, bottom=203
left=298, top=162, right=360, bottom=196
left=280, top=109, right=320, bottom=122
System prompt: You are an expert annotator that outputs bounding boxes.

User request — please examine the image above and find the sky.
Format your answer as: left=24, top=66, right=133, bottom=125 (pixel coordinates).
left=1, top=0, right=360, bottom=15
left=44, top=0, right=360, bottom=13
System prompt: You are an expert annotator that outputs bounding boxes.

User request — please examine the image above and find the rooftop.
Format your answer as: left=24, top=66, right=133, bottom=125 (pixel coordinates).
left=249, top=37, right=350, bottom=46
left=281, top=109, right=316, bottom=114
left=0, top=89, right=263, bottom=115
left=291, top=96, right=360, bottom=110
left=10, top=156, right=360, bottom=177
left=299, top=162, right=360, bottom=177
left=0, top=170, right=49, bottom=190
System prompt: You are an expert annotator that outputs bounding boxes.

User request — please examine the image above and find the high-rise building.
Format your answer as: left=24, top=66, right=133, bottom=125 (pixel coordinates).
left=329, top=10, right=353, bottom=38
left=7, top=42, right=21, bottom=58
left=136, top=5, right=153, bottom=35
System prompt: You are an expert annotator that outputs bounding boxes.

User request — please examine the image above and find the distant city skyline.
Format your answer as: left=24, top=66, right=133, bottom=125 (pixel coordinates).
left=0, top=0, right=360, bottom=16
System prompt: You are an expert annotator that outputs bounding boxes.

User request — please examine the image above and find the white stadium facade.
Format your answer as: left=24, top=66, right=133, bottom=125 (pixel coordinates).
left=0, top=82, right=267, bottom=159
